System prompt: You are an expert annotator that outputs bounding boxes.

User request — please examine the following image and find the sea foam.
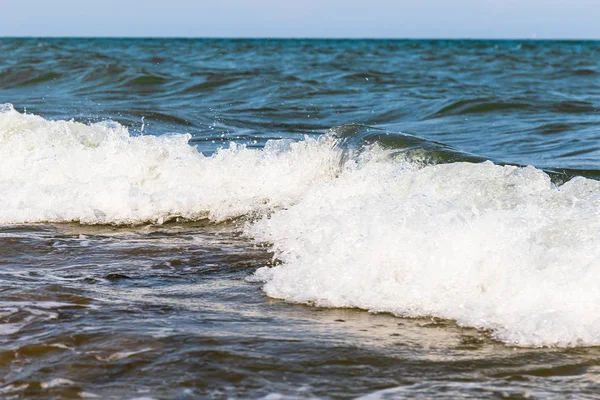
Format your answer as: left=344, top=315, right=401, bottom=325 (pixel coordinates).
left=0, top=104, right=338, bottom=224
left=249, top=153, right=600, bottom=347
left=3, top=104, right=600, bottom=347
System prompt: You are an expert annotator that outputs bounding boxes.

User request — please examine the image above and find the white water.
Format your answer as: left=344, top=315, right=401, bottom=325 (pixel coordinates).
left=0, top=104, right=338, bottom=224
left=3, top=104, right=600, bottom=347
left=249, top=154, right=600, bottom=347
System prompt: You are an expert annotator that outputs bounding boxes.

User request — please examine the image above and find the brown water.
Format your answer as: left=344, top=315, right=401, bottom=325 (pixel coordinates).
left=1, top=223, right=600, bottom=399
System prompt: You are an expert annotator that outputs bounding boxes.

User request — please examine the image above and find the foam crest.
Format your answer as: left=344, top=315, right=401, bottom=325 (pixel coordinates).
left=249, top=156, right=600, bottom=347
left=0, top=104, right=339, bottom=224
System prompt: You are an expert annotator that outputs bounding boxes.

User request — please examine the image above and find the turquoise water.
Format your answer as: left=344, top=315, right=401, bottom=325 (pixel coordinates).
left=3, top=39, right=600, bottom=169
left=1, top=39, right=600, bottom=399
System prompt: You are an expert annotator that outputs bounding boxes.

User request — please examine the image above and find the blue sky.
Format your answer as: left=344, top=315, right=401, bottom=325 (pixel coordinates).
left=1, top=0, right=598, bottom=39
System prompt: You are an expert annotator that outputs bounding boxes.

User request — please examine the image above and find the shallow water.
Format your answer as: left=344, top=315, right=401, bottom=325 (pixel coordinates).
left=1, top=38, right=600, bottom=398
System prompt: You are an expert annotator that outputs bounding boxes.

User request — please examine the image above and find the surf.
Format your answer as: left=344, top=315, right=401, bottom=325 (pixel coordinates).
left=2, top=104, right=600, bottom=347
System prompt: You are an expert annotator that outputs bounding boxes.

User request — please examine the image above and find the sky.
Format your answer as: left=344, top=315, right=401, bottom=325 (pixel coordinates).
left=1, top=0, right=599, bottom=39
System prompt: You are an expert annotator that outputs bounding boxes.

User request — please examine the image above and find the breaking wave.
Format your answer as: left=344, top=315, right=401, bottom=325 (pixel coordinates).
left=2, top=104, right=600, bottom=347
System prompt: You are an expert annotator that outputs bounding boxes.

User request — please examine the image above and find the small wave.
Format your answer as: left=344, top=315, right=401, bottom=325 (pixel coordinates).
left=79, top=64, right=128, bottom=83
left=558, top=147, right=600, bottom=158
left=572, top=68, right=598, bottom=76
left=124, top=74, right=169, bottom=87
left=551, top=100, right=598, bottom=114
left=535, top=122, right=574, bottom=135
left=3, top=105, right=600, bottom=347
left=428, top=98, right=532, bottom=118
left=429, top=98, right=599, bottom=119
left=180, top=70, right=268, bottom=94
left=180, top=78, right=238, bottom=94
left=328, top=123, right=486, bottom=165
left=0, top=68, right=62, bottom=88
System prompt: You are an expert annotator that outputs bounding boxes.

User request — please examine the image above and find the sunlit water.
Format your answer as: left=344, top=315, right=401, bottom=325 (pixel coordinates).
left=1, top=38, right=600, bottom=399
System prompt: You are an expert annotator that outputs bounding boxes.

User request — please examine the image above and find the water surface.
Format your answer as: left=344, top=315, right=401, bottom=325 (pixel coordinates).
left=1, top=39, right=600, bottom=399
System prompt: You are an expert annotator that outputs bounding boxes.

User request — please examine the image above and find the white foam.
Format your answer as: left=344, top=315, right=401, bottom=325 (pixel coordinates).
left=95, top=348, right=153, bottom=362
left=41, top=378, right=75, bottom=389
left=3, top=104, right=600, bottom=347
left=0, top=104, right=338, bottom=224
left=248, top=152, right=600, bottom=347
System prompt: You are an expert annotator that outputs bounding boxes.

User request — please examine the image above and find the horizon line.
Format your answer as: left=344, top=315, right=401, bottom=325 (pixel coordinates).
left=1, top=35, right=600, bottom=41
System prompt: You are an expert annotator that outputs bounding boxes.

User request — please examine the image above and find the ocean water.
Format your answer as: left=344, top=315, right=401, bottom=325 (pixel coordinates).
left=1, top=38, right=600, bottom=399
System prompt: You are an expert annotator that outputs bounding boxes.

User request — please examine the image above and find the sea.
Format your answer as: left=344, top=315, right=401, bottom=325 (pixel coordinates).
left=1, top=38, right=600, bottom=399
